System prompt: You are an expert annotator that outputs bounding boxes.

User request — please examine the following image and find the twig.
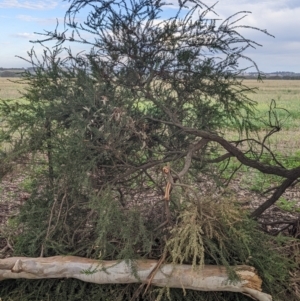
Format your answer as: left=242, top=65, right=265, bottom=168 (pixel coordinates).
left=260, top=220, right=298, bottom=225
left=143, top=251, right=167, bottom=295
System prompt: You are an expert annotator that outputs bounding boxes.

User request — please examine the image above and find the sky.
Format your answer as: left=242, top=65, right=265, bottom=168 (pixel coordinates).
left=0, top=0, right=299, bottom=72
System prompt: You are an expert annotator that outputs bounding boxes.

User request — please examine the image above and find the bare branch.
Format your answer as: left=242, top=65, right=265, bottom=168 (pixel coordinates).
left=251, top=177, right=297, bottom=218
left=0, top=256, right=272, bottom=301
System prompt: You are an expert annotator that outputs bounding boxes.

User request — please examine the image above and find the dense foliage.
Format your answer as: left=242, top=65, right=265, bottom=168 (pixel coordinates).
left=0, top=0, right=299, bottom=300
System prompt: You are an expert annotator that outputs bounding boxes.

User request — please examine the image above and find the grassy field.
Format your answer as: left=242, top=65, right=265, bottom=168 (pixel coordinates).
left=224, top=80, right=300, bottom=196
left=245, top=80, right=300, bottom=130
left=1, top=77, right=299, bottom=113
left=0, top=77, right=26, bottom=99
left=242, top=80, right=300, bottom=156
left=0, top=77, right=299, bottom=148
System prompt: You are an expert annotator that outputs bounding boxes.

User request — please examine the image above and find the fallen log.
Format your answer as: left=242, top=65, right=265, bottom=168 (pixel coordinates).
left=0, top=256, right=272, bottom=301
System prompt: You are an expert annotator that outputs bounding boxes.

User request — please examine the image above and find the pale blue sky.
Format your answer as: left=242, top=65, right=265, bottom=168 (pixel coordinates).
left=0, top=0, right=299, bottom=72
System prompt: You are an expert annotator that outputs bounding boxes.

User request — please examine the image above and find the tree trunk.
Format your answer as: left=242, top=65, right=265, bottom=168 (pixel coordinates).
left=0, top=256, right=272, bottom=301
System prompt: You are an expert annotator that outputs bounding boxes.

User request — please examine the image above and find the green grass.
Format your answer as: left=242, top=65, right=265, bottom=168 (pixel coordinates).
left=277, top=197, right=300, bottom=213
left=223, top=80, right=300, bottom=157
left=1, top=77, right=300, bottom=125
left=244, top=79, right=300, bottom=130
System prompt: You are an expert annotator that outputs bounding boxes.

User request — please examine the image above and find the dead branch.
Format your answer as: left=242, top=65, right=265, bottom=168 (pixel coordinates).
left=0, top=256, right=272, bottom=301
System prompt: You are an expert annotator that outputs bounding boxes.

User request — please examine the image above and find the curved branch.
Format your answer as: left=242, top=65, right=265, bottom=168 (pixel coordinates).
left=146, top=117, right=300, bottom=179
left=177, top=125, right=300, bottom=179
left=177, top=138, right=209, bottom=178
left=231, top=136, right=284, bottom=169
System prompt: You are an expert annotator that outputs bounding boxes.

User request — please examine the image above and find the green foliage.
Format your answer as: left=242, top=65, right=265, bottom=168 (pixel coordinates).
left=1, top=201, right=295, bottom=300
left=0, top=279, right=263, bottom=301
left=0, top=279, right=143, bottom=301
left=166, top=197, right=295, bottom=299
left=0, top=0, right=297, bottom=300
left=166, top=205, right=205, bottom=268
left=0, top=0, right=264, bottom=259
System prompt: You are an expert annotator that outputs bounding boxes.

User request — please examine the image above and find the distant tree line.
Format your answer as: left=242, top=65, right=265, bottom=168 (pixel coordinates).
left=0, top=70, right=24, bottom=77
left=0, top=67, right=25, bottom=70
left=265, top=76, right=300, bottom=80
left=2, top=68, right=300, bottom=79
left=242, top=75, right=300, bottom=80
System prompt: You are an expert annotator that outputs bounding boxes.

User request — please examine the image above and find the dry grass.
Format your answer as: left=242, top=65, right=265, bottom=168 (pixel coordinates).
left=244, top=79, right=300, bottom=107
left=0, top=77, right=26, bottom=100
left=244, top=79, right=300, bottom=92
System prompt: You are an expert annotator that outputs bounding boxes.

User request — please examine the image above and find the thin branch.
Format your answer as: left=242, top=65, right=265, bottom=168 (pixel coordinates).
left=205, top=152, right=233, bottom=163
left=260, top=220, right=298, bottom=226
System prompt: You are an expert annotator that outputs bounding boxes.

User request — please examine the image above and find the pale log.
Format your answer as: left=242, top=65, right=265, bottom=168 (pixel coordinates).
left=0, top=256, right=272, bottom=301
